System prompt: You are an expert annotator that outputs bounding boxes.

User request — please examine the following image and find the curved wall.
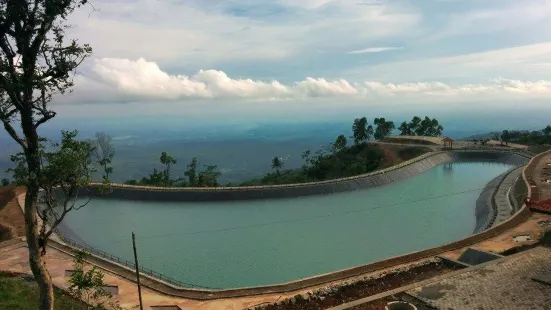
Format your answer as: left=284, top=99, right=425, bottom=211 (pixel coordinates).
left=43, top=149, right=548, bottom=300
left=84, top=150, right=530, bottom=202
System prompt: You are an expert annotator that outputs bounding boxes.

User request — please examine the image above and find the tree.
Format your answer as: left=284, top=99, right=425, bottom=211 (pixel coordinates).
left=184, top=157, right=198, bottom=186
left=159, top=152, right=176, bottom=186
left=197, top=165, right=221, bottom=187
left=352, top=117, right=374, bottom=144
left=90, top=132, right=115, bottom=184
left=68, top=251, right=121, bottom=309
left=398, top=121, right=412, bottom=136
left=0, top=178, right=9, bottom=186
left=333, top=134, right=347, bottom=153
left=271, top=156, right=284, bottom=176
left=414, top=116, right=443, bottom=137
left=0, top=1, right=93, bottom=308
left=501, top=130, right=511, bottom=146
left=8, top=131, right=104, bottom=309
left=373, top=117, right=395, bottom=140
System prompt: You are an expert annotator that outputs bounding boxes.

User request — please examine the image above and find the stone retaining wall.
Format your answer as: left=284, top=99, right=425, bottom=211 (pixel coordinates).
left=83, top=150, right=530, bottom=202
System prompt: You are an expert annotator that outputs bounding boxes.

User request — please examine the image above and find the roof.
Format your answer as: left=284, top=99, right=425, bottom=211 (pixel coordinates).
left=528, top=197, right=551, bottom=214
left=442, top=137, right=454, bottom=142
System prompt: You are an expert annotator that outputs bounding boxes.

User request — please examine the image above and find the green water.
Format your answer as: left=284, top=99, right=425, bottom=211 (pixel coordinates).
left=62, top=162, right=513, bottom=289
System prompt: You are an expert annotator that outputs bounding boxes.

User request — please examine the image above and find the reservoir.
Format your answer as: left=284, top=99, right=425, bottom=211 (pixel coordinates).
left=60, top=161, right=515, bottom=289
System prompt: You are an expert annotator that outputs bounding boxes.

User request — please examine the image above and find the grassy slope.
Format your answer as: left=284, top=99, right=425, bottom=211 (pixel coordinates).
left=0, top=271, right=88, bottom=310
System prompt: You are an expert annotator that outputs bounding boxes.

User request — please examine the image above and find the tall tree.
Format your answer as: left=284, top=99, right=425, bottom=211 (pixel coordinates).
left=352, top=117, right=373, bottom=144
left=8, top=131, right=104, bottom=309
left=159, top=152, right=176, bottom=186
left=271, top=156, right=284, bottom=176
left=333, top=134, right=347, bottom=153
left=398, top=121, right=411, bottom=136
left=184, top=157, right=198, bottom=186
left=501, top=130, right=511, bottom=146
left=415, top=116, right=443, bottom=137
left=90, top=132, right=115, bottom=183
left=0, top=1, right=92, bottom=309
left=1, top=178, right=9, bottom=186
left=198, top=165, right=221, bottom=187
left=373, top=117, right=396, bottom=140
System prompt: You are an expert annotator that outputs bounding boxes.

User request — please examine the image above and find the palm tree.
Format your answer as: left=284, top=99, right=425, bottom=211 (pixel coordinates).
left=271, top=157, right=284, bottom=176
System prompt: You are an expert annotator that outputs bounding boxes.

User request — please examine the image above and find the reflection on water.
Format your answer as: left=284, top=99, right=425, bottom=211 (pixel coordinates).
left=62, top=162, right=514, bottom=289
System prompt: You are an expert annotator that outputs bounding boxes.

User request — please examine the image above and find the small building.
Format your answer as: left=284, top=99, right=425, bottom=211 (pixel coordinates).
left=442, top=137, right=454, bottom=149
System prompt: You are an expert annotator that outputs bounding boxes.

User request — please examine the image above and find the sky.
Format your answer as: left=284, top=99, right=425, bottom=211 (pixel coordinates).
left=46, top=0, right=551, bottom=122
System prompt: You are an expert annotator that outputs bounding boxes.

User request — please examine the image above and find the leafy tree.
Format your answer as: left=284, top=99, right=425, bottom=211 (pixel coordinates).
left=373, top=117, right=395, bottom=140
left=414, top=116, right=444, bottom=137
left=333, top=134, right=347, bottom=153
left=398, top=121, right=412, bottom=136
left=0, top=0, right=93, bottom=308
left=352, top=117, right=373, bottom=144
left=184, top=157, right=198, bottom=186
left=7, top=131, right=106, bottom=309
left=68, top=251, right=121, bottom=310
left=159, top=152, right=177, bottom=186
left=1, top=178, right=9, bottom=187
left=543, top=125, right=551, bottom=136
left=271, top=157, right=284, bottom=176
left=501, top=130, right=511, bottom=146
left=197, top=165, right=221, bottom=187
left=90, top=132, right=115, bottom=184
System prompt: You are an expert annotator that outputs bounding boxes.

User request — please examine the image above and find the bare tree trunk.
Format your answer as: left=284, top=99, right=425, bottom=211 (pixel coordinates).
left=22, top=112, right=54, bottom=310
left=24, top=186, right=54, bottom=310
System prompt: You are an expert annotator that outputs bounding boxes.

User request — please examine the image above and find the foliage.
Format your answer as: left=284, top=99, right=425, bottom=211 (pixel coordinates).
left=0, top=0, right=94, bottom=308
left=0, top=178, right=8, bottom=187
left=197, top=165, right=222, bottom=187
left=500, top=126, right=551, bottom=145
left=90, top=132, right=115, bottom=184
left=373, top=117, right=395, bottom=140
left=7, top=130, right=103, bottom=242
left=160, top=152, right=177, bottom=186
left=67, top=251, right=121, bottom=310
left=333, top=134, right=348, bottom=153
left=271, top=157, right=284, bottom=176
left=242, top=116, right=433, bottom=186
left=184, top=157, right=198, bottom=186
left=126, top=154, right=221, bottom=187
left=352, top=117, right=373, bottom=145
left=398, top=116, right=443, bottom=137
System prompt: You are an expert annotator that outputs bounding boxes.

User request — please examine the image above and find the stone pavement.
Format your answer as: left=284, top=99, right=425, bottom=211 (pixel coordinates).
left=407, top=246, right=551, bottom=310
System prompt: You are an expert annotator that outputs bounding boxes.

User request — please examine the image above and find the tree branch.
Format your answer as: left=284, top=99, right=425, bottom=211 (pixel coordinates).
left=1, top=118, right=26, bottom=150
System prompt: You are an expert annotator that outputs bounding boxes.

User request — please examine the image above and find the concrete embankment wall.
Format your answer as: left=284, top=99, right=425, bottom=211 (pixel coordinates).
left=83, top=150, right=530, bottom=202
left=44, top=149, right=544, bottom=300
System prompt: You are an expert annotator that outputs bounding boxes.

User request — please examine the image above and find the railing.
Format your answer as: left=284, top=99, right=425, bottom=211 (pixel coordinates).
left=53, top=230, right=219, bottom=290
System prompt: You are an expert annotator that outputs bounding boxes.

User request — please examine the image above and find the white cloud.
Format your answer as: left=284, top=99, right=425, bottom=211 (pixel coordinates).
left=343, top=41, right=551, bottom=82
left=66, top=0, right=420, bottom=67
left=60, top=57, right=551, bottom=104
left=347, top=47, right=403, bottom=54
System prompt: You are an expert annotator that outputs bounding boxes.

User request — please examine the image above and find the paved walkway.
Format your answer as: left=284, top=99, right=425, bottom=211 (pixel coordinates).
left=1, top=149, right=549, bottom=310
left=407, top=246, right=551, bottom=310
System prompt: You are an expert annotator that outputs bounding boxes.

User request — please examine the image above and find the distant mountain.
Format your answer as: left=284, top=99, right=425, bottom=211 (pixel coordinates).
left=461, top=132, right=501, bottom=141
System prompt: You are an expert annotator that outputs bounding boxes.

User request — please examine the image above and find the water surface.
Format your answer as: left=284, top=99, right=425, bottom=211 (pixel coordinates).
left=62, top=162, right=513, bottom=289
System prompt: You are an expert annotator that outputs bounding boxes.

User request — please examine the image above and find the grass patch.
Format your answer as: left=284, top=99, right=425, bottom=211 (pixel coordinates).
left=0, top=271, right=89, bottom=310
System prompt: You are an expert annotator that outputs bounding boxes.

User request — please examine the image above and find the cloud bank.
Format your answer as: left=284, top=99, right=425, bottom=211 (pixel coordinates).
left=62, top=57, right=551, bottom=104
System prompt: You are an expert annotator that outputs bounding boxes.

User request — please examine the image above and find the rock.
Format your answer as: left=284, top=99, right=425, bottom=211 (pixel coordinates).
left=290, top=297, right=296, bottom=304
left=320, top=296, right=326, bottom=301
left=301, top=293, right=310, bottom=301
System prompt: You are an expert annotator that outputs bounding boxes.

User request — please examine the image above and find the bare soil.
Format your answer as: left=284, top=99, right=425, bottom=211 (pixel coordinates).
left=0, top=186, right=25, bottom=240
left=262, top=261, right=458, bottom=310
